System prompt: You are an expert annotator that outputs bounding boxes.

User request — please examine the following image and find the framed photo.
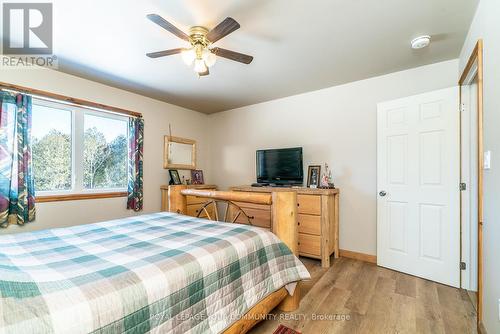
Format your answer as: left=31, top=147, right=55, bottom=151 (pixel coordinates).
left=307, top=165, right=321, bottom=188
left=169, top=169, right=181, bottom=185
left=191, top=170, right=204, bottom=185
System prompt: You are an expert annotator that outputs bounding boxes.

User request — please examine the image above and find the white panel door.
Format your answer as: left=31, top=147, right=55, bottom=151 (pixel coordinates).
left=377, top=87, right=460, bottom=287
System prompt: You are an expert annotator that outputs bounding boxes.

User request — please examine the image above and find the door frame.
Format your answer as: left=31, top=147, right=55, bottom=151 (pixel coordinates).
left=459, top=39, right=483, bottom=326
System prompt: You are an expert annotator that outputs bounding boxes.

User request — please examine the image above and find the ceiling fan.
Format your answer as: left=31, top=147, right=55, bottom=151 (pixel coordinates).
left=146, top=14, right=253, bottom=76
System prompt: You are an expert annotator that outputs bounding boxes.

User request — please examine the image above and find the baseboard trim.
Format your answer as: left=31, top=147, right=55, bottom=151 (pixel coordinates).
left=479, top=321, right=487, bottom=334
left=339, top=249, right=377, bottom=264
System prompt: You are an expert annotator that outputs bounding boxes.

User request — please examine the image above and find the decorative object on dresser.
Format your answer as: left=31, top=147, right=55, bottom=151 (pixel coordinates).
left=306, top=165, right=321, bottom=188
left=160, top=184, right=217, bottom=216
left=230, top=185, right=339, bottom=268
left=164, top=135, right=196, bottom=170
left=190, top=169, right=204, bottom=184
left=319, top=163, right=335, bottom=189
left=168, top=169, right=181, bottom=185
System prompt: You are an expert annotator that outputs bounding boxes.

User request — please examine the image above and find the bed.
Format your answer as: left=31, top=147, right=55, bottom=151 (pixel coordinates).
left=0, top=188, right=309, bottom=334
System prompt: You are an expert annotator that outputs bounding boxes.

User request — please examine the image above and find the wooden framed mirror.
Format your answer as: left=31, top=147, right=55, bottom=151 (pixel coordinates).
left=164, top=136, right=196, bottom=170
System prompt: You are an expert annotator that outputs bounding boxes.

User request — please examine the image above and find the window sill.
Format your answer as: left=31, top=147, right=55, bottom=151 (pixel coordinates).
left=37, top=191, right=128, bottom=203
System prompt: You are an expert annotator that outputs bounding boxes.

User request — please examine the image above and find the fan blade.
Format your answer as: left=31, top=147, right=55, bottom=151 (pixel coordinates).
left=147, top=14, right=189, bottom=41
left=198, top=68, right=210, bottom=76
left=212, top=47, right=253, bottom=64
left=146, top=48, right=184, bottom=58
left=206, top=17, right=240, bottom=43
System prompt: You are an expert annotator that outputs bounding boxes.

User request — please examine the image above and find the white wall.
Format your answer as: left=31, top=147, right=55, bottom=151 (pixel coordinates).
left=460, top=0, right=500, bottom=332
left=209, top=59, right=459, bottom=256
left=0, top=68, right=211, bottom=234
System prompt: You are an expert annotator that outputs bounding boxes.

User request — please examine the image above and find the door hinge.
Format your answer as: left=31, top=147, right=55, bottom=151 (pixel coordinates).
left=460, top=262, right=467, bottom=270
left=460, top=103, right=466, bottom=113
left=460, top=183, right=467, bottom=191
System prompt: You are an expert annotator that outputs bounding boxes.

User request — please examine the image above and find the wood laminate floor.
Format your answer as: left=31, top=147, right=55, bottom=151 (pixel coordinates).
left=250, top=257, right=477, bottom=334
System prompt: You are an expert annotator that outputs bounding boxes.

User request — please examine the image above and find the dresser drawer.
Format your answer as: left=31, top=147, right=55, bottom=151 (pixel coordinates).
left=298, top=214, right=321, bottom=235
left=232, top=201, right=271, bottom=211
left=298, top=233, right=321, bottom=257
left=234, top=207, right=271, bottom=229
left=297, top=195, right=321, bottom=215
left=187, top=195, right=209, bottom=205
left=186, top=188, right=217, bottom=205
left=187, top=203, right=216, bottom=219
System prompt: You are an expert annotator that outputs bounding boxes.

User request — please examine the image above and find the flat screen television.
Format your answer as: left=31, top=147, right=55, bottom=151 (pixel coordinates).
left=256, top=147, right=303, bottom=186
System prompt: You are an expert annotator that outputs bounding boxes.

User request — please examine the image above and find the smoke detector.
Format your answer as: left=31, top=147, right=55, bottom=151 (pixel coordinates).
left=411, top=35, right=431, bottom=49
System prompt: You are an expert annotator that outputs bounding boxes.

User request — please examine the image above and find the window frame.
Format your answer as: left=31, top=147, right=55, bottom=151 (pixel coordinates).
left=32, top=98, right=130, bottom=202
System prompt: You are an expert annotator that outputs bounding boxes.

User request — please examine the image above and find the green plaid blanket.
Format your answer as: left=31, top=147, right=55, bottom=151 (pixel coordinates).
left=0, top=212, right=309, bottom=333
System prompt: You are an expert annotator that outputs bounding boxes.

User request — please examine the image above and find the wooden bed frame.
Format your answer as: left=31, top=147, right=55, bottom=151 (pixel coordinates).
left=168, top=185, right=301, bottom=334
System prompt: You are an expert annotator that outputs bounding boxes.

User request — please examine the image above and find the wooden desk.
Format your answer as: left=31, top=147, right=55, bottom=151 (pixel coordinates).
left=231, top=186, right=339, bottom=268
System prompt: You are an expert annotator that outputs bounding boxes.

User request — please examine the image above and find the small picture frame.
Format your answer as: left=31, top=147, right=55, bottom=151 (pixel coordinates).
left=307, top=165, right=321, bottom=188
left=191, top=170, right=204, bottom=185
left=169, top=169, right=181, bottom=185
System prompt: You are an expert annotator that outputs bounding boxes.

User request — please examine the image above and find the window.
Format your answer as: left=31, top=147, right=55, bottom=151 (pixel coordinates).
left=84, top=114, right=128, bottom=189
left=32, top=104, right=72, bottom=191
left=32, top=99, right=129, bottom=196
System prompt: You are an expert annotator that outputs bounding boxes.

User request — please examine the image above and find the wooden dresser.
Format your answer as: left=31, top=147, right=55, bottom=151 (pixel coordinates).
left=161, top=184, right=217, bottom=218
left=231, top=186, right=339, bottom=268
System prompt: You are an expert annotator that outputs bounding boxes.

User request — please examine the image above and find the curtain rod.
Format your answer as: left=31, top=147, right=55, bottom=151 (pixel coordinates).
left=0, top=81, right=142, bottom=118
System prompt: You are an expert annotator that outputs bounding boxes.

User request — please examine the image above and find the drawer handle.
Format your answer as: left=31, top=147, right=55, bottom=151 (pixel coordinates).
left=298, top=222, right=300, bottom=226
left=297, top=203, right=300, bottom=207
left=248, top=216, right=255, bottom=220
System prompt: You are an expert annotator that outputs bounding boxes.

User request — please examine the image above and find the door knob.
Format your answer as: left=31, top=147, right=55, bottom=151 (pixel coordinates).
left=379, top=191, right=387, bottom=197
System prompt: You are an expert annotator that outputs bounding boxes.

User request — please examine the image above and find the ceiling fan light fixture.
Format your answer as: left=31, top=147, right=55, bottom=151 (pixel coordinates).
left=194, top=58, right=207, bottom=73
left=203, top=49, right=217, bottom=67
left=181, top=48, right=196, bottom=65
left=147, top=15, right=253, bottom=77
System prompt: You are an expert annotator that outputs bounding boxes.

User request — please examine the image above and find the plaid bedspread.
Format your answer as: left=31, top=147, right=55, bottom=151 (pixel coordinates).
left=0, top=212, right=310, bottom=334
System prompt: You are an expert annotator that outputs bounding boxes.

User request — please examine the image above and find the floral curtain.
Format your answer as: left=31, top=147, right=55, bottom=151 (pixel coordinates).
left=127, top=116, right=144, bottom=211
left=0, top=92, right=35, bottom=227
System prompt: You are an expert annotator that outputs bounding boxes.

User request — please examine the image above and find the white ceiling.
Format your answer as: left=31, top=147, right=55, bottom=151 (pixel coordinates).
left=47, top=0, right=477, bottom=113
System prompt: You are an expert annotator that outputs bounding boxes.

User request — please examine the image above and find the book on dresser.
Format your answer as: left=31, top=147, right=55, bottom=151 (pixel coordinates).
left=230, top=186, right=339, bottom=268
